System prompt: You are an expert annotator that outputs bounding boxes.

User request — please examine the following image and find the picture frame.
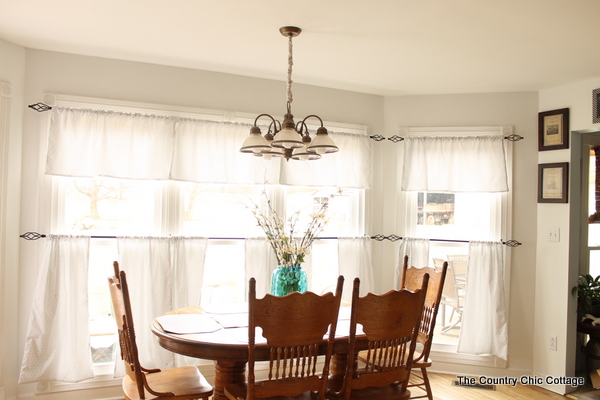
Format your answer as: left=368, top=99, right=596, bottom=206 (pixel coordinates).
left=538, top=162, right=569, bottom=203
left=593, top=88, right=600, bottom=124
left=538, top=108, right=569, bottom=151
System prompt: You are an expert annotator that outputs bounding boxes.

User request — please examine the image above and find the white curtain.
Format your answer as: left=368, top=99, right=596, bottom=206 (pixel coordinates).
left=457, top=241, right=508, bottom=360
left=116, top=236, right=208, bottom=372
left=244, top=238, right=277, bottom=298
left=395, top=238, right=429, bottom=290
left=171, top=119, right=279, bottom=185
left=401, top=136, right=508, bottom=192
left=45, top=107, right=370, bottom=189
left=19, top=235, right=93, bottom=383
left=338, top=237, right=374, bottom=301
left=171, top=237, right=209, bottom=309
left=46, top=107, right=175, bottom=180
left=280, top=132, right=371, bottom=188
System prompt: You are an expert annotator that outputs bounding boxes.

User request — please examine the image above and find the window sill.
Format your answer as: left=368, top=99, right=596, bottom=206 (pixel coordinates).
left=36, top=372, right=120, bottom=394
left=430, top=343, right=506, bottom=368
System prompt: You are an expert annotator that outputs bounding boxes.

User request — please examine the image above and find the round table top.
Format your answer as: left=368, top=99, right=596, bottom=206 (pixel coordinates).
left=151, top=305, right=355, bottom=362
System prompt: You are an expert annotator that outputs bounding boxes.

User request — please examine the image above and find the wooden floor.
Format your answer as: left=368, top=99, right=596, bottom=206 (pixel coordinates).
left=416, top=372, right=577, bottom=400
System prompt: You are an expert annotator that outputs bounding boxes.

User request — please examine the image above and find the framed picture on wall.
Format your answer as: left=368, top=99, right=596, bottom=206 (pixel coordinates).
left=593, top=88, right=600, bottom=124
left=538, top=108, right=569, bottom=151
left=538, top=162, right=569, bottom=203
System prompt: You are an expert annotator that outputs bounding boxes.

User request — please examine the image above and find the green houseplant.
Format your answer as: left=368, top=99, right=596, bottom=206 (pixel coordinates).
left=572, top=274, right=600, bottom=320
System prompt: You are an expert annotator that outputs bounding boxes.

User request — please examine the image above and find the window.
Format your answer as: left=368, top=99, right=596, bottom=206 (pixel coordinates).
left=51, top=176, right=363, bottom=373
left=25, top=99, right=369, bottom=382
left=397, top=127, right=512, bottom=357
left=404, top=190, right=506, bottom=345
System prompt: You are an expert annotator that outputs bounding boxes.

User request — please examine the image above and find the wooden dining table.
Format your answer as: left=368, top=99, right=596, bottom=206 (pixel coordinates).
left=151, top=305, right=356, bottom=400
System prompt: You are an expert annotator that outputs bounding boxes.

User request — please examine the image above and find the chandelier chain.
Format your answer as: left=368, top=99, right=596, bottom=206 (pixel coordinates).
left=287, top=34, right=294, bottom=105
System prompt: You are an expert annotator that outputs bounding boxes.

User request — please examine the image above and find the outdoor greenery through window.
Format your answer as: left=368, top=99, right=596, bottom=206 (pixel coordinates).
left=51, top=176, right=362, bottom=372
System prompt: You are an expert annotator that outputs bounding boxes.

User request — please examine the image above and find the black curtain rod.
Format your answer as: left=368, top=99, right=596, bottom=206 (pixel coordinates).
left=27, top=102, right=525, bottom=144
left=369, top=134, right=524, bottom=142
left=19, top=232, right=522, bottom=247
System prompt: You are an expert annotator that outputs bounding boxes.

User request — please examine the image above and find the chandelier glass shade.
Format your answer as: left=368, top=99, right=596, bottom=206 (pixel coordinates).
left=240, top=26, right=339, bottom=161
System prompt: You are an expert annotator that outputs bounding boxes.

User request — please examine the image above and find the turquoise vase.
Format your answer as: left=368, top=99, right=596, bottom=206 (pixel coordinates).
left=270, top=265, right=308, bottom=296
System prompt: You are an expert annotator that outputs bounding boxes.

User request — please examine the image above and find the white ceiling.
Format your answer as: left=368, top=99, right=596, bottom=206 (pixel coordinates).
left=1, top=0, right=599, bottom=96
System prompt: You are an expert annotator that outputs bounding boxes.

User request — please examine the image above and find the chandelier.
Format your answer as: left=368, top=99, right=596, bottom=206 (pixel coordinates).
left=240, top=26, right=339, bottom=161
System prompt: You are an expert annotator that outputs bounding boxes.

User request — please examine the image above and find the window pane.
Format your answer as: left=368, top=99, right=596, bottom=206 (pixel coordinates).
left=310, top=241, right=339, bottom=294
left=88, top=239, right=118, bottom=365
left=181, top=183, right=264, bottom=237
left=590, top=250, right=600, bottom=278
left=430, top=241, right=468, bottom=345
left=57, top=176, right=159, bottom=235
left=284, top=187, right=360, bottom=236
left=200, top=242, right=245, bottom=305
left=418, top=192, right=455, bottom=226
left=415, top=192, right=496, bottom=241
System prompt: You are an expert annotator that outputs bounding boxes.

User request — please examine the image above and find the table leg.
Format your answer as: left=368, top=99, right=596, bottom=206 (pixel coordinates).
left=213, top=360, right=247, bottom=400
left=331, top=354, right=348, bottom=376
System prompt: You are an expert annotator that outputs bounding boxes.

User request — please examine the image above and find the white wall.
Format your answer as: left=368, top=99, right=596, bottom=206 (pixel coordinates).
left=382, top=92, right=540, bottom=378
left=535, top=77, right=600, bottom=393
left=0, top=38, right=26, bottom=400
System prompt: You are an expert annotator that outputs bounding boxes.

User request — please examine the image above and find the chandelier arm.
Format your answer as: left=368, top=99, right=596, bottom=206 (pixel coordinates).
left=295, top=120, right=310, bottom=137
left=299, top=114, right=325, bottom=127
left=253, top=113, right=279, bottom=128
left=270, top=120, right=282, bottom=133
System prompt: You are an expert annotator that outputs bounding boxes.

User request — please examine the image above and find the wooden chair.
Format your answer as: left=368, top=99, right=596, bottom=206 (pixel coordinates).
left=108, top=262, right=213, bottom=400
left=327, top=276, right=429, bottom=400
left=400, top=255, right=447, bottom=400
left=224, top=275, right=345, bottom=400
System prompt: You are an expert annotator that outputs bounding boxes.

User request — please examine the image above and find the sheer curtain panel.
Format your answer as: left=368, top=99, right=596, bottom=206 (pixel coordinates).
left=116, top=237, right=175, bottom=372
left=171, top=119, right=279, bottom=184
left=45, top=107, right=369, bottom=188
left=19, top=235, right=93, bottom=383
left=170, top=237, right=209, bottom=309
left=46, top=107, right=175, bottom=180
left=279, top=131, right=371, bottom=188
left=116, top=236, right=208, bottom=371
left=244, top=238, right=277, bottom=298
left=401, top=135, right=508, bottom=192
left=338, top=237, right=374, bottom=301
left=457, top=241, right=508, bottom=360
left=395, top=238, right=430, bottom=289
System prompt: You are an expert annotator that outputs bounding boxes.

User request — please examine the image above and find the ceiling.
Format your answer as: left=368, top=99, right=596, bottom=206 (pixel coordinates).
left=1, top=0, right=599, bottom=96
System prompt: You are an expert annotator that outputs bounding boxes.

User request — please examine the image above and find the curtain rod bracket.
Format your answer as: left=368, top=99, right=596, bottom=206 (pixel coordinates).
left=371, top=234, right=402, bottom=242
left=28, top=102, right=52, bottom=112
left=505, top=134, right=524, bottom=142
left=20, top=232, right=46, bottom=240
